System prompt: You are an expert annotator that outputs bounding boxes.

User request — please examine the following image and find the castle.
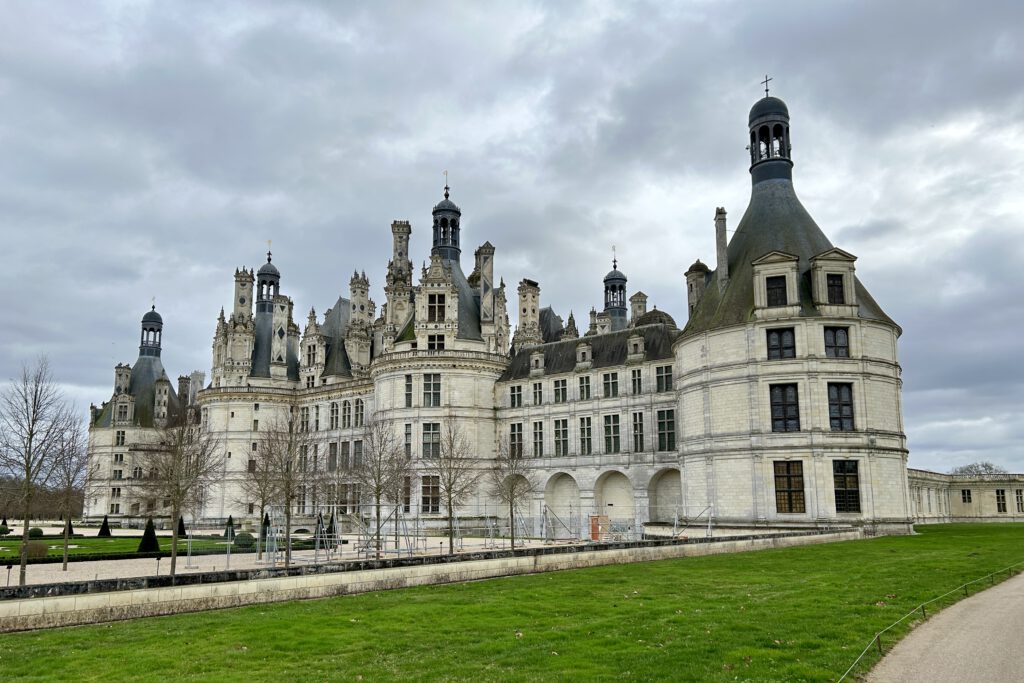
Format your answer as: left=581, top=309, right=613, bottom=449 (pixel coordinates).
left=85, top=92, right=914, bottom=536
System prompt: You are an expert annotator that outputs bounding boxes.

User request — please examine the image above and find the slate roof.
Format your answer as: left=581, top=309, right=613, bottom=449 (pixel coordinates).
left=539, top=307, right=564, bottom=343
left=499, top=324, right=678, bottom=382
left=93, top=355, right=180, bottom=428
left=321, top=296, right=353, bottom=378
left=682, top=178, right=897, bottom=338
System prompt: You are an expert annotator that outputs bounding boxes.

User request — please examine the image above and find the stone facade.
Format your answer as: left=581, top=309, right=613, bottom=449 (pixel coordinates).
left=85, top=93, right=913, bottom=535
left=908, top=469, right=1024, bottom=523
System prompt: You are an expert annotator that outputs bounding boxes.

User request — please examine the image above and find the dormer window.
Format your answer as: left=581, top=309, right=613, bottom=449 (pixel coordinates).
left=827, top=274, right=845, bottom=304
left=427, top=294, right=445, bottom=322
left=766, top=276, right=787, bottom=307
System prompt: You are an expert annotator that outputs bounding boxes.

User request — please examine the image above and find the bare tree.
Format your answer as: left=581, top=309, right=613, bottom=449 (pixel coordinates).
left=382, top=440, right=413, bottom=552
left=424, top=418, right=483, bottom=554
left=0, top=357, right=75, bottom=585
left=351, top=417, right=406, bottom=558
left=488, top=436, right=537, bottom=550
left=950, top=461, right=1008, bottom=476
left=132, top=411, right=221, bottom=579
left=256, top=416, right=319, bottom=568
left=52, top=418, right=88, bottom=571
left=237, top=438, right=277, bottom=560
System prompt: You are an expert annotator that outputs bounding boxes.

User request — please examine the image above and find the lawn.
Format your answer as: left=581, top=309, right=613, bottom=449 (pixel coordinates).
left=0, top=524, right=1021, bottom=682
left=0, top=536, right=231, bottom=559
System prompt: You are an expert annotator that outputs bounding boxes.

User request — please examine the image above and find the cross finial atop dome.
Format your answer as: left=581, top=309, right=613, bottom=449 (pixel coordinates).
left=762, top=74, right=772, bottom=98
left=612, top=244, right=617, bottom=270
left=443, top=170, right=450, bottom=200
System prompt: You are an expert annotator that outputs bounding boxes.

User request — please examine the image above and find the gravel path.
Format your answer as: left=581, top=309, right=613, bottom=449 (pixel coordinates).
left=867, top=571, right=1024, bottom=682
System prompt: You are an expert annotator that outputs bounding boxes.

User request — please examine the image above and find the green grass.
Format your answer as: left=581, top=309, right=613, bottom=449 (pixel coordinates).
left=0, top=536, right=231, bottom=558
left=1, top=524, right=1022, bottom=682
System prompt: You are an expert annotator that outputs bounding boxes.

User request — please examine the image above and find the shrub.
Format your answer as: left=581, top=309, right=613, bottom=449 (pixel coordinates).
left=177, top=516, right=187, bottom=537
left=137, top=518, right=160, bottom=553
left=28, top=527, right=44, bottom=539
left=294, top=528, right=310, bottom=535
left=0, top=524, right=8, bottom=537
left=25, top=541, right=48, bottom=559
left=233, top=532, right=255, bottom=550
left=98, top=515, right=112, bottom=537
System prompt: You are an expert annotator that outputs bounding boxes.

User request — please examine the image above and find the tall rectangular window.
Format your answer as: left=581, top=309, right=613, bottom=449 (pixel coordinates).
left=656, top=366, right=673, bottom=392
left=833, top=460, right=861, bottom=513
left=353, top=399, right=363, bottom=427
left=533, top=382, right=543, bottom=406
left=341, top=442, right=350, bottom=469
left=314, top=406, right=320, bottom=430
left=996, top=489, right=1007, bottom=513
left=554, top=419, right=568, bottom=456
left=553, top=379, right=567, bottom=403
left=422, top=423, right=440, bottom=459
left=510, top=423, right=523, bottom=458
left=657, top=409, right=676, bottom=452
left=770, top=384, right=800, bottom=432
left=603, top=372, right=618, bottom=398
left=421, top=476, right=440, bottom=514
left=404, top=423, right=412, bottom=458
left=774, top=461, right=805, bottom=513
left=828, top=383, right=855, bottom=431
left=423, top=374, right=441, bottom=407
left=510, top=385, right=522, bottom=408
left=1015, top=489, right=1023, bottom=513
left=329, top=402, right=339, bottom=429
left=300, top=407, right=310, bottom=432
left=115, top=430, right=126, bottom=446
left=631, top=369, right=642, bottom=395
left=961, top=489, right=972, bottom=504
left=328, top=442, right=338, bottom=472
left=533, top=421, right=544, bottom=457
left=402, top=476, right=411, bottom=513
left=603, top=415, right=620, bottom=454
left=405, top=374, right=413, bottom=407
left=579, top=376, right=591, bottom=400
left=353, top=440, right=363, bottom=468
left=824, top=327, right=850, bottom=358
left=579, top=417, right=592, bottom=455
left=427, top=294, right=446, bottom=322
left=767, top=328, right=795, bottom=360
left=632, top=412, right=644, bottom=452
left=766, top=276, right=787, bottom=306
left=827, top=274, right=845, bottom=304
left=342, top=401, right=352, bottom=428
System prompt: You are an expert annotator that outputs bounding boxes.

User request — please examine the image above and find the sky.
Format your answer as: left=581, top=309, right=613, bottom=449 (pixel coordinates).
left=1, top=0, right=1022, bottom=473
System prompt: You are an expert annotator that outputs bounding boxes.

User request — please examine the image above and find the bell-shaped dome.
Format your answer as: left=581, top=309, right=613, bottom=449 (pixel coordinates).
left=142, top=305, right=163, bottom=325
left=749, top=96, right=789, bottom=125
left=604, top=267, right=626, bottom=283
left=635, top=308, right=676, bottom=329
left=258, top=251, right=280, bottom=278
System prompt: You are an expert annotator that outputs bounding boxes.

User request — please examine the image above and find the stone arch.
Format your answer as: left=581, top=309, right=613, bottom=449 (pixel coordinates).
left=544, top=473, right=580, bottom=539
left=595, top=470, right=634, bottom=523
left=648, top=468, right=682, bottom=523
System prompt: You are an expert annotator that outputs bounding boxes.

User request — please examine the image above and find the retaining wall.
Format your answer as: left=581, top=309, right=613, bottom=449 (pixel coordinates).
left=0, top=529, right=860, bottom=633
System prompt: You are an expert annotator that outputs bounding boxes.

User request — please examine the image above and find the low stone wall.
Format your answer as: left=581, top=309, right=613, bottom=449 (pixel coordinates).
left=0, top=529, right=860, bottom=633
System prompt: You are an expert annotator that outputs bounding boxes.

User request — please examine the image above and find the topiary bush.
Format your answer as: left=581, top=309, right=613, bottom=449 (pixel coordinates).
left=25, top=541, right=48, bottom=559
left=28, top=527, right=44, bottom=539
left=137, top=518, right=160, bottom=553
left=97, top=515, right=112, bottom=537
left=224, top=515, right=235, bottom=540
left=65, top=518, right=75, bottom=536
left=0, top=524, right=9, bottom=537
left=233, top=532, right=255, bottom=550
left=177, top=516, right=187, bottom=537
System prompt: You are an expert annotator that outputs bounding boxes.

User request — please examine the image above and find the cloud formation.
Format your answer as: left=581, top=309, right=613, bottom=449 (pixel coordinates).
left=1, top=0, right=1021, bottom=471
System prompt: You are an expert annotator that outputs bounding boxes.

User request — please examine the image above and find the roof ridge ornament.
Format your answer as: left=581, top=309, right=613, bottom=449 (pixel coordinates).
left=443, top=170, right=450, bottom=200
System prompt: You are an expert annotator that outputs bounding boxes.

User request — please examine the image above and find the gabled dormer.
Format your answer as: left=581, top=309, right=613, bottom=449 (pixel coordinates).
left=810, top=248, right=858, bottom=317
left=752, top=250, right=800, bottom=320
left=415, top=253, right=459, bottom=351
left=626, top=332, right=645, bottom=364
left=529, top=349, right=545, bottom=378
left=575, top=341, right=592, bottom=372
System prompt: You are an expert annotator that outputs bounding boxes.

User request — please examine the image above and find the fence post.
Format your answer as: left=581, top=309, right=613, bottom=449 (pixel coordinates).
left=876, top=635, right=882, bottom=655
left=921, top=604, right=926, bottom=619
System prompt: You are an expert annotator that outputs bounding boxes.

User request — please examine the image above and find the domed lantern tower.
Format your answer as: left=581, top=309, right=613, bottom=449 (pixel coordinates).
left=431, top=184, right=462, bottom=263
left=139, top=305, right=163, bottom=358
left=256, top=251, right=280, bottom=313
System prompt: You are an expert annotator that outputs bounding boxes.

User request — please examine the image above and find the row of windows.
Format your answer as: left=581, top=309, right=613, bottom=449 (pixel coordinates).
left=767, top=326, right=850, bottom=360
left=775, top=460, right=861, bottom=514
left=770, top=382, right=855, bottom=433
left=509, top=366, right=674, bottom=408
left=960, top=488, right=1024, bottom=513
left=510, top=410, right=676, bottom=457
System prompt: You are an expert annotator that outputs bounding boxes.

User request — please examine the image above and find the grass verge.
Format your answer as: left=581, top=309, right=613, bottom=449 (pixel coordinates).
left=0, top=524, right=1021, bottom=682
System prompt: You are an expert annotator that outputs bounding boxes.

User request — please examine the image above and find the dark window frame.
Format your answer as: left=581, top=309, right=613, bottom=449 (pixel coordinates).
left=833, top=460, right=861, bottom=513
left=767, top=327, right=796, bottom=360
left=774, top=460, right=806, bottom=513
left=827, top=273, right=845, bottom=304
left=824, top=327, right=850, bottom=358
left=766, top=275, right=788, bottom=307
left=770, top=383, right=801, bottom=432
left=828, top=382, right=855, bottom=432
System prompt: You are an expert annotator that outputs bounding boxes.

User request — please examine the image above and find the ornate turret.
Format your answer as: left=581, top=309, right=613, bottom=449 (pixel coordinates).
left=603, top=256, right=628, bottom=332
left=256, top=251, right=280, bottom=313
left=748, top=93, right=792, bottom=185
left=139, top=306, right=163, bottom=358
left=431, top=184, right=462, bottom=262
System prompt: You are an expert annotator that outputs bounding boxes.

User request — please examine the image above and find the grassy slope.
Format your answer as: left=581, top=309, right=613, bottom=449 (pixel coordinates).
left=0, top=524, right=1021, bottom=682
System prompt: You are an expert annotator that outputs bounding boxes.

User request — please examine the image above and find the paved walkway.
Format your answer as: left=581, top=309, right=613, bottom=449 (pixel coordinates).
left=867, top=571, right=1024, bottom=682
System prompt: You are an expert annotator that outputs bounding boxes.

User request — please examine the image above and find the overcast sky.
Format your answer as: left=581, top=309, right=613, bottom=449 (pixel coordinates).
left=1, top=1, right=1021, bottom=472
